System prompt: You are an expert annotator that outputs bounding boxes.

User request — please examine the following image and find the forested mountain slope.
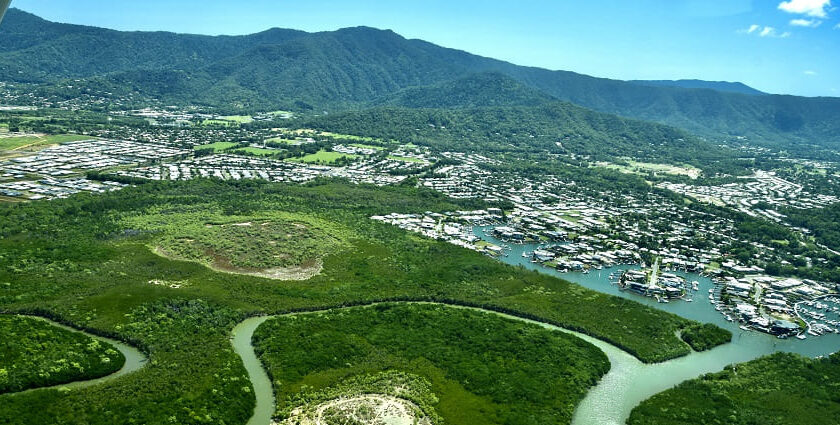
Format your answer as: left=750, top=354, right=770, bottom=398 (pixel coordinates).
left=1, top=8, right=839, bottom=150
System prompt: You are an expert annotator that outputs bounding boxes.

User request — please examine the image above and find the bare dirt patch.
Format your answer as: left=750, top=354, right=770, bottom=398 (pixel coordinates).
left=153, top=246, right=323, bottom=281
left=279, top=394, right=431, bottom=425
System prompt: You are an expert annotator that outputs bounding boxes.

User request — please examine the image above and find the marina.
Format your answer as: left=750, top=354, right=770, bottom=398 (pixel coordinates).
left=474, top=225, right=840, bottom=358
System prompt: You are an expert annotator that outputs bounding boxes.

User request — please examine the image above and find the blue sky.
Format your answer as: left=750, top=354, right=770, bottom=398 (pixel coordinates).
left=7, top=0, right=840, bottom=97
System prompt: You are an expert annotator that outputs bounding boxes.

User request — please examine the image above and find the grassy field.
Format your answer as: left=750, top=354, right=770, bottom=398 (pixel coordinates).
left=0, top=135, right=40, bottom=150
left=193, top=141, right=238, bottom=152
left=220, top=115, right=254, bottom=124
left=0, top=180, right=729, bottom=424
left=254, top=304, right=610, bottom=425
left=123, top=208, right=352, bottom=279
left=288, top=150, right=358, bottom=164
left=231, top=147, right=281, bottom=157
left=265, top=137, right=303, bottom=145
left=629, top=352, right=840, bottom=425
left=199, top=116, right=254, bottom=126
left=0, top=315, right=125, bottom=394
left=596, top=160, right=702, bottom=179
left=0, top=133, right=92, bottom=157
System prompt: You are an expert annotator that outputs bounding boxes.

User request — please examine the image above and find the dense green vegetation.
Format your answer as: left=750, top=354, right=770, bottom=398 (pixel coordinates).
left=0, top=178, right=726, bottom=423
left=0, top=299, right=255, bottom=425
left=629, top=352, right=840, bottom=425
left=628, top=79, right=766, bottom=96
left=254, top=304, right=610, bottom=425
left=679, top=323, right=732, bottom=352
left=0, top=315, right=125, bottom=394
left=375, top=72, right=557, bottom=109
left=2, top=8, right=838, bottom=153
left=123, top=208, right=351, bottom=274
left=0, top=179, right=725, bottom=359
left=297, top=105, right=736, bottom=171
left=785, top=203, right=840, bottom=252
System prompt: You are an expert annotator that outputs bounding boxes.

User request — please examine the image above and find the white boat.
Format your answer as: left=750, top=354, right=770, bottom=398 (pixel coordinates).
left=740, top=325, right=751, bottom=331
left=796, top=334, right=807, bottom=340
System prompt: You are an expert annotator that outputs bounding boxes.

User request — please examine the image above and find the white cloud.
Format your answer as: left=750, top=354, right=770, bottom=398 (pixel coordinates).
left=778, top=0, right=832, bottom=18
left=790, top=18, right=823, bottom=26
left=835, top=22, right=840, bottom=28
left=740, top=25, right=791, bottom=37
left=804, top=70, right=818, bottom=75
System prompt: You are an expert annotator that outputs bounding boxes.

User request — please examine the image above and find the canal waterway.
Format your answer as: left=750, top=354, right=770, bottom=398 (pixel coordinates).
left=232, top=227, right=840, bottom=425
left=474, top=226, right=840, bottom=424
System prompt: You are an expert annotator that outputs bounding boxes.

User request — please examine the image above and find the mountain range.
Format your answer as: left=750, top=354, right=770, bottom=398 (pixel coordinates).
left=628, top=80, right=766, bottom=96
left=1, top=8, right=839, bottom=152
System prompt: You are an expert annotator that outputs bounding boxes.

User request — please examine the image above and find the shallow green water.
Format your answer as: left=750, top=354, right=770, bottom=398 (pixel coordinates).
left=231, top=316, right=275, bottom=425
left=232, top=228, right=840, bottom=425
left=474, top=226, right=840, bottom=424
left=13, top=316, right=148, bottom=393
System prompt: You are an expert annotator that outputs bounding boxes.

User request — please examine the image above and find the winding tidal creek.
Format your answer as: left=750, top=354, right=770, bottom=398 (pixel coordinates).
left=8, top=316, right=148, bottom=394
left=229, top=229, right=840, bottom=425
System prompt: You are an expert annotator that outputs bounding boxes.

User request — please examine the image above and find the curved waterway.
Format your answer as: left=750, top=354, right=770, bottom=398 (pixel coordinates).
left=232, top=227, right=840, bottom=425
left=474, top=226, right=840, bottom=424
left=232, top=317, right=275, bottom=425
left=231, top=303, right=647, bottom=425
left=8, top=315, right=148, bottom=394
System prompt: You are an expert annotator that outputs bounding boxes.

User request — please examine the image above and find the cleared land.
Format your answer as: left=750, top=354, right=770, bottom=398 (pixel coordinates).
left=194, top=142, right=238, bottom=152
left=0, top=133, right=92, bottom=158
left=124, top=208, right=353, bottom=280
left=596, top=160, right=702, bottom=179
left=254, top=304, right=610, bottom=425
left=282, top=395, right=431, bottom=425
left=232, top=147, right=282, bottom=157
left=0, top=315, right=125, bottom=394
left=288, top=150, right=358, bottom=164
left=0, top=180, right=729, bottom=425
left=220, top=115, right=254, bottom=124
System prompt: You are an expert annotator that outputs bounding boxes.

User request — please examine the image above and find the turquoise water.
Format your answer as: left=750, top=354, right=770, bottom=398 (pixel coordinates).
left=473, top=226, right=840, bottom=425
left=473, top=226, right=840, bottom=357
left=233, top=228, right=840, bottom=425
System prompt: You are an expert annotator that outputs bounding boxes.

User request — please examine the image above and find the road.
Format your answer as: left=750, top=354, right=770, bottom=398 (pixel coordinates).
left=649, top=257, right=660, bottom=286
